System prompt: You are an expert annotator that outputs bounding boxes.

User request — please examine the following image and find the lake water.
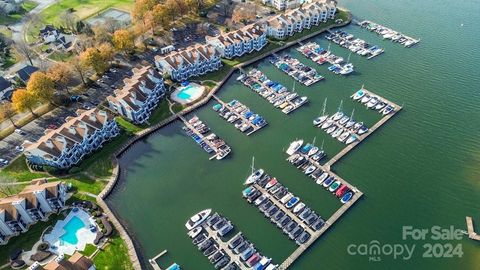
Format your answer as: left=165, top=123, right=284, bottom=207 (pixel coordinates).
left=107, top=0, right=480, bottom=269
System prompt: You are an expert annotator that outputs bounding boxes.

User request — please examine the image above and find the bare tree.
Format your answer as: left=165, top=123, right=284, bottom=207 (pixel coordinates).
left=59, top=10, right=78, bottom=32
left=14, top=40, right=34, bottom=66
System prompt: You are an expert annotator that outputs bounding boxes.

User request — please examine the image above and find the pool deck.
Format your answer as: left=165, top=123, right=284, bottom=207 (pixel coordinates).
left=171, top=83, right=206, bottom=105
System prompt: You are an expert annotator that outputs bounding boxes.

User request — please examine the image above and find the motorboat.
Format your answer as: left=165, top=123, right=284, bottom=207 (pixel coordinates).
left=366, top=97, right=379, bottom=108
left=322, top=176, right=335, bottom=187
left=286, top=140, right=304, bottom=155
left=331, top=128, right=343, bottom=138
left=339, top=116, right=349, bottom=125
left=254, top=194, right=269, bottom=206
left=321, top=119, right=334, bottom=129
left=286, top=197, right=300, bottom=208
left=299, top=143, right=313, bottom=154
left=265, top=178, right=278, bottom=189
left=341, top=192, right=353, bottom=203
left=218, top=222, right=233, bottom=237
left=188, top=227, right=203, bottom=239
left=374, top=101, right=386, bottom=110
left=245, top=169, right=265, bottom=185
left=346, top=135, right=358, bottom=145
left=193, top=233, right=208, bottom=246
left=360, top=94, right=371, bottom=104
left=382, top=105, right=395, bottom=115
left=335, top=185, right=350, bottom=197
left=308, top=146, right=319, bottom=156
left=326, top=126, right=336, bottom=134
left=242, top=186, right=256, bottom=197
left=246, top=253, right=261, bottom=267
left=228, top=234, right=244, bottom=249
left=313, top=115, right=329, bottom=126
left=328, top=181, right=341, bottom=192
left=293, top=202, right=305, bottom=214
left=212, top=104, right=223, bottom=111
left=304, top=165, right=316, bottom=175
left=352, top=89, right=365, bottom=100
left=312, top=151, right=325, bottom=161
left=358, top=125, right=369, bottom=135
left=253, top=257, right=272, bottom=270
left=185, top=209, right=212, bottom=230
left=316, top=172, right=329, bottom=184
left=345, top=118, right=355, bottom=129
left=280, top=193, right=293, bottom=204
left=338, top=131, right=350, bottom=143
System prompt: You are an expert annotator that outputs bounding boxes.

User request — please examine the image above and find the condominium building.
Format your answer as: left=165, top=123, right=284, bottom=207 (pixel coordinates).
left=0, top=180, right=67, bottom=245
left=107, top=65, right=165, bottom=124
left=269, top=0, right=302, bottom=11
left=22, top=108, right=120, bottom=169
left=265, top=0, right=337, bottom=40
left=154, top=44, right=222, bottom=82
left=206, top=24, right=268, bottom=59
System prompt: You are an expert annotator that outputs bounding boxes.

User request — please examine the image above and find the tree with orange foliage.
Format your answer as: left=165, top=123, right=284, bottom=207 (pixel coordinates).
left=47, top=63, right=74, bottom=94
left=0, top=102, right=16, bottom=127
left=12, top=89, right=37, bottom=115
left=113, top=29, right=135, bottom=54
left=27, top=72, right=54, bottom=104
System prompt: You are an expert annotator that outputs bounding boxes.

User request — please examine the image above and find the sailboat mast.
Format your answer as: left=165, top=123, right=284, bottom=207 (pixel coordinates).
left=251, top=156, right=255, bottom=174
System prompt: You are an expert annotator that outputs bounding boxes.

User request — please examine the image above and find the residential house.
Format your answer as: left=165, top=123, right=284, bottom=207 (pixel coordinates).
left=154, top=44, right=222, bottom=82
left=0, top=179, right=67, bottom=245
left=29, top=252, right=95, bottom=270
left=16, top=65, right=38, bottom=84
left=265, top=0, right=336, bottom=40
left=206, top=24, right=267, bottom=59
left=22, top=108, right=120, bottom=169
left=0, top=76, right=13, bottom=101
left=107, top=65, right=165, bottom=124
left=39, top=25, right=59, bottom=43
left=271, top=0, right=301, bottom=11
left=39, top=25, right=73, bottom=51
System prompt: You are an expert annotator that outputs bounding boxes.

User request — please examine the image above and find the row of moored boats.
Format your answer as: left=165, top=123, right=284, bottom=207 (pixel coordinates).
left=326, top=30, right=384, bottom=59
left=213, top=100, right=267, bottom=134
left=297, top=42, right=354, bottom=75
left=238, top=69, right=308, bottom=114
left=286, top=140, right=355, bottom=204
left=358, top=20, right=419, bottom=47
left=185, top=209, right=277, bottom=270
left=183, top=116, right=231, bottom=160
left=269, top=54, right=324, bottom=86
left=351, top=89, right=395, bottom=115
left=243, top=170, right=326, bottom=245
left=313, top=107, right=367, bottom=145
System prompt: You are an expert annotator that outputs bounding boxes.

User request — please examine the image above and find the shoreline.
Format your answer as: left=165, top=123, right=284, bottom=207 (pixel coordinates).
left=98, top=10, right=352, bottom=270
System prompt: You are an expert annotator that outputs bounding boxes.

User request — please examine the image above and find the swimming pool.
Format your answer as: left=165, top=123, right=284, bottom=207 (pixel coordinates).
left=171, top=83, right=206, bottom=104
left=60, top=216, right=85, bottom=245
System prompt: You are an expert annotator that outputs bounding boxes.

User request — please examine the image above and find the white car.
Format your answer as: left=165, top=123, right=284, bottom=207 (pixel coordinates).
left=15, top=146, right=24, bottom=152
left=0, top=159, right=9, bottom=165
left=14, top=129, right=26, bottom=135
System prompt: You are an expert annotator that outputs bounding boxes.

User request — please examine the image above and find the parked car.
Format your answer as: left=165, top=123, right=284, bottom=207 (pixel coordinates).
left=0, top=159, right=9, bottom=165
left=15, top=146, right=24, bottom=152
left=70, top=95, right=81, bottom=102
left=14, top=129, right=26, bottom=135
left=47, top=124, right=57, bottom=129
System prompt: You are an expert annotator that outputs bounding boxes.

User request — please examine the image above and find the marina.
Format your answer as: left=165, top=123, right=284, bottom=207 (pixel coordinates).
left=212, top=96, right=268, bottom=136
left=239, top=69, right=309, bottom=115
left=326, top=29, right=384, bottom=59
left=297, top=42, right=354, bottom=75
left=355, top=20, right=420, bottom=47
left=269, top=54, right=324, bottom=86
left=181, top=115, right=232, bottom=160
left=186, top=210, right=278, bottom=270
left=465, top=216, right=480, bottom=241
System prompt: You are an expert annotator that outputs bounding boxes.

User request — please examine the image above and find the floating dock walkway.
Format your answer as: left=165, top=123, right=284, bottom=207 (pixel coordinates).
left=279, top=189, right=363, bottom=269
left=270, top=54, right=324, bottom=86
left=202, top=225, right=249, bottom=270
left=212, top=95, right=267, bottom=136
left=148, top=250, right=168, bottom=270
left=179, top=115, right=231, bottom=160
left=466, top=216, right=480, bottom=241
left=323, top=88, right=402, bottom=170
left=355, top=19, right=420, bottom=47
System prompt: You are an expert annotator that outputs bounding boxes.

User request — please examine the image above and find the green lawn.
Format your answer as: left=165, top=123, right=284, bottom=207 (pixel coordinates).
left=0, top=1, right=38, bottom=25
left=68, top=132, right=132, bottom=178
left=0, top=156, right=47, bottom=183
left=39, top=0, right=133, bottom=25
left=115, top=117, right=143, bottom=133
left=93, top=232, right=134, bottom=270
left=141, top=100, right=173, bottom=127
left=48, top=51, right=74, bottom=62
left=0, top=213, right=62, bottom=266
left=82, top=244, right=98, bottom=257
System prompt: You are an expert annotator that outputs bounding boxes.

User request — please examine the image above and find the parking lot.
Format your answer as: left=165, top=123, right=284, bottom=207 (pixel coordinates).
left=0, top=64, right=134, bottom=167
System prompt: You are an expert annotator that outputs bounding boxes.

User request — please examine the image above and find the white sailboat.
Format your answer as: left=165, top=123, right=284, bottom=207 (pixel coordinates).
left=244, top=157, right=264, bottom=185
left=313, top=98, right=328, bottom=126
left=332, top=100, right=344, bottom=121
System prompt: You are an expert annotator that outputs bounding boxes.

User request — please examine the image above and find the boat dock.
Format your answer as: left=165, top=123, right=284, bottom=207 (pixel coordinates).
left=180, top=115, right=232, bottom=160
left=466, top=216, right=480, bottom=241
left=297, top=42, right=354, bottom=75
left=326, top=30, right=384, bottom=59
left=324, top=88, right=401, bottom=170
left=269, top=54, right=324, bottom=86
left=239, top=69, right=308, bottom=115
left=355, top=20, right=420, bottom=47
left=252, top=182, right=316, bottom=236
left=212, top=95, right=267, bottom=136
left=148, top=250, right=168, bottom=270
left=279, top=191, right=362, bottom=270
left=202, top=225, right=249, bottom=270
